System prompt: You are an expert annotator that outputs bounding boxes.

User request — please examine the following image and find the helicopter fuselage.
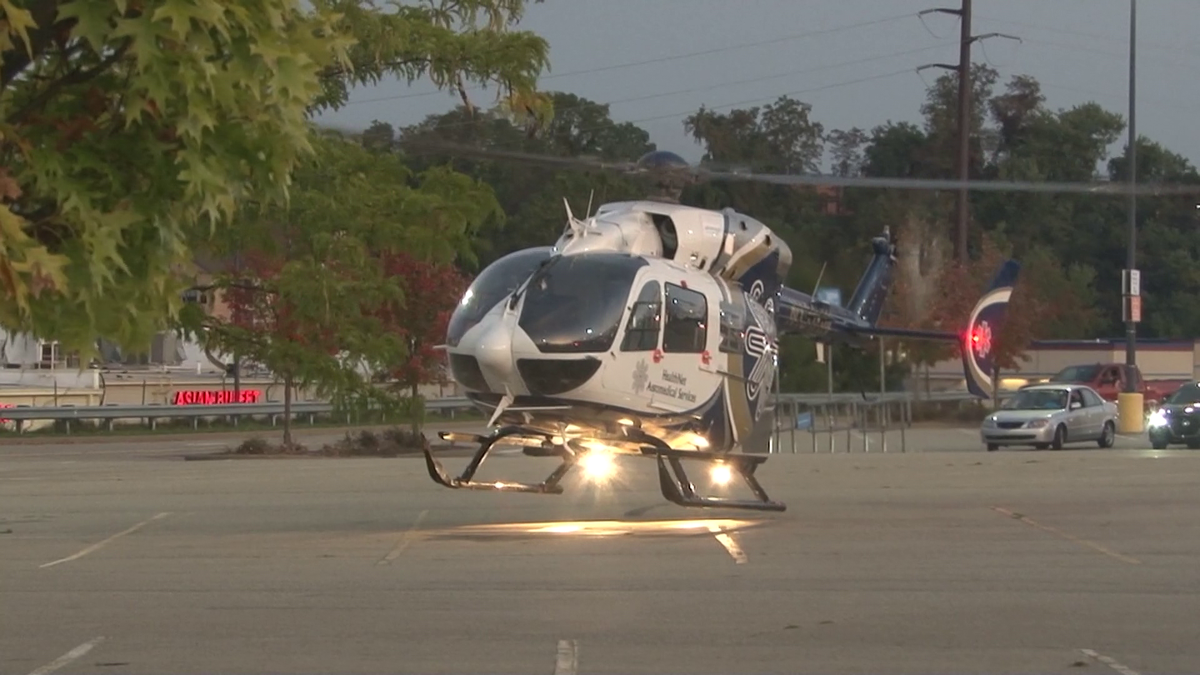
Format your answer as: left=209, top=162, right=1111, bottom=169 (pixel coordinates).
left=446, top=251, right=778, bottom=456
left=420, top=170, right=1019, bottom=512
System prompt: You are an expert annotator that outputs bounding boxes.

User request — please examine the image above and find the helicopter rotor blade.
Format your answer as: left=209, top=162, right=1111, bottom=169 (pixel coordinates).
left=396, top=140, right=1200, bottom=197
left=397, top=139, right=639, bottom=174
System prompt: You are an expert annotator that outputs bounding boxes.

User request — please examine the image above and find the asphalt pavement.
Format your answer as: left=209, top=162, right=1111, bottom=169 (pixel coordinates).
left=2, top=425, right=1199, bottom=674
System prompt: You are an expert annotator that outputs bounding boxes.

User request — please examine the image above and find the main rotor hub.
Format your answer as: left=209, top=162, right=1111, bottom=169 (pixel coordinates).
left=635, top=151, right=694, bottom=204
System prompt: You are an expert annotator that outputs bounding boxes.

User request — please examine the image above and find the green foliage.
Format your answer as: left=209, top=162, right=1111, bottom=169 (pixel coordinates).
left=684, top=95, right=824, bottom=174
left=0, top=0, right=353, bottom=357
left=1, top=0, right=550, bottom=368
left=177, top=130, right=502, bottom=432
left=398, top=91, right=655, bottom=267
left=309, top=0, right=552, bottom=121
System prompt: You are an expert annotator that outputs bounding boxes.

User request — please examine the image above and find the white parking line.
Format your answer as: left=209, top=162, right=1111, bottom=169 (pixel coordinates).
left=707, top=523, right=748, bottom=564
left=554, top=639, right=578, bottom=675
left=27, top=637, right=105, bottom=675
left=1081, top=648, right=1142, bottom=675
left=39, top=512, right=172, bottom=569
left=377, top=509, right=428, bottom=565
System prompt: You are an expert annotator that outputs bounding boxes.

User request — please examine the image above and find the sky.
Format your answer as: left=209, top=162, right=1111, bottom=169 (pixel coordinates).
left=314, top=0, right=1200, bottom=170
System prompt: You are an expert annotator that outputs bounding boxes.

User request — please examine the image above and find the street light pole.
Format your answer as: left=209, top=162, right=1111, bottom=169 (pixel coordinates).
left=1119, top=0, right=1143, bottom=434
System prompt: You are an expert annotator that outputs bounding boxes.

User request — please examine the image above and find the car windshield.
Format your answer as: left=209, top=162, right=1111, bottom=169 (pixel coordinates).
left=1049, top=365, right=1101, bottom=382
left=517, top=253, right=647, bottom=353
left=1003, top=388, right=1069, bottom=410
left=446, top=247, right=554, bottom=346
left=1165, top=383, right=1200, bottom=405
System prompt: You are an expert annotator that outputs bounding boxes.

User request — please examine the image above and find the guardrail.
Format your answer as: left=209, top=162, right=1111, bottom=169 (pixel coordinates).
left=0, top=397, right=478, bottom=433
left=0, top=389, right=997, bottom=434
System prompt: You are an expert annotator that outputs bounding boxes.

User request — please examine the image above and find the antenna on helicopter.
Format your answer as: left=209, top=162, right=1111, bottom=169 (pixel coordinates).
left=811, top=261, right=828, bottom=299
left=563, top=197, right=586, bottom=237
left=585, top=189, right=595, bottom=219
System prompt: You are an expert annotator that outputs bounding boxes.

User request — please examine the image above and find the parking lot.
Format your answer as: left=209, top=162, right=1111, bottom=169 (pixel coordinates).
left=3, top=425, right=1198, bottom=674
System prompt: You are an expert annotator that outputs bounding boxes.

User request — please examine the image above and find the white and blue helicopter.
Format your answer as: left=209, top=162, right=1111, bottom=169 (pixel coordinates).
left=417, top=149, right=1020, bottom=512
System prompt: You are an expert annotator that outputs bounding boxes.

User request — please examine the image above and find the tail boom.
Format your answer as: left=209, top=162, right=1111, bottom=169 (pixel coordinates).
left=774, top=259, right=1021, bottom=400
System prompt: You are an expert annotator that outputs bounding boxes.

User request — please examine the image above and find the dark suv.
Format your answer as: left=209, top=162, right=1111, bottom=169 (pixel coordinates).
left=1147, top=382, right=1200, bottom=449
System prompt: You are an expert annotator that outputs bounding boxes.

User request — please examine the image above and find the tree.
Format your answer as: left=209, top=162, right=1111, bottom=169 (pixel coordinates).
left=825, top=127, right=869, bottom=177
left=684, top=95, right=825, bottom=174
left=1, top=0, right=552, bottom=358
left=184, top=131, right=502, bottom=446
left=376, top=252, right=468, bottom=434
left=921, top=230, right=1103, bottom=402
left=310, top=0, right=551, bottom=121
left=361, top=120, right=396, bottom=151
left=398, top=92, right=656, bottom=268
left=0, top=0, right=353, bottom=355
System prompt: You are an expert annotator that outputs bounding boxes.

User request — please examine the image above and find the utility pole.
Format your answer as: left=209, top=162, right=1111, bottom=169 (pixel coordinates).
left=1119, top=0, right=1143, bottom=434
left=1124, top=0, right=1139, bottom=386
left=917, top=0, right=1019, bottom=262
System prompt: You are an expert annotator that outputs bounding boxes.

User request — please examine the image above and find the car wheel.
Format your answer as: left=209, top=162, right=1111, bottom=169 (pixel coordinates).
left=1097, top=421, right=1115, bottom=448
left=1051, top=424, right=1066, bottom=450
left=1034, top=443, right=1049, bottom=450
left=1151, top=438, right=1169, bottom=450
left=986, top=443, right=998, bottom=452
left=1187, top=440, right=1200, bottom=450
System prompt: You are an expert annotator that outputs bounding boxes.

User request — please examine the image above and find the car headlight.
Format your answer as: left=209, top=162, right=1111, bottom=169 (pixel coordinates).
left=1148, top=409, right=1168, bottom=428
left=982, top=416, right=997, bottom=428
left=1026, top=419, right=1050, bottom=428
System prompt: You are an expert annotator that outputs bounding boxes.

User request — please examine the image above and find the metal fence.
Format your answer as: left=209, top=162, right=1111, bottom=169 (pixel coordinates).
left=770, top=396, right=922, bottom=454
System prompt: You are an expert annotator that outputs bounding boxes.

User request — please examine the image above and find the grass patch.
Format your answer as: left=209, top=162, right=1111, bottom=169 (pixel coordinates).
left=225, top=427, right=430, bottom=458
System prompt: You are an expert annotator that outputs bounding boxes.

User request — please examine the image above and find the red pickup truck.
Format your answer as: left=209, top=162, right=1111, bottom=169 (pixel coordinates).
left=1048, top=363, right=1191, bottom=405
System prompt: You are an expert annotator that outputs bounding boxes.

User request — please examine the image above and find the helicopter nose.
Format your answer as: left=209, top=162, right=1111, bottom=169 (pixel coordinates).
left=475, top=313, right=517, bottom=389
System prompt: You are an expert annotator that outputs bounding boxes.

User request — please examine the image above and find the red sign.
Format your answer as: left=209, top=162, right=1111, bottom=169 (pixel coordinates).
left=1126, top=295, right=1142, bottom=323
left=0, top=402, right=12, bottom=423
left=172, top=389, right=262, bottom=406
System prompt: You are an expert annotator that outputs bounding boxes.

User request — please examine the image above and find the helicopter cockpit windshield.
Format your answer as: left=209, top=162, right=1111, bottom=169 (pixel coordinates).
left=446, top=247, right=554, bottom=347
left=518, top=253, right=649, bottom=353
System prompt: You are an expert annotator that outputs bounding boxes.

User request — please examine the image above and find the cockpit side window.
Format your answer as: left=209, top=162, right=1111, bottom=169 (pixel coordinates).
left=663, top=282, right=707, bottom=353
left=620, top=281, right=662, bottom=352
left=446, top=247, right=554, bottom=347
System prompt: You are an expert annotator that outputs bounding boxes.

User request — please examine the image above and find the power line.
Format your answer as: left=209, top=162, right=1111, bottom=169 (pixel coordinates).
left=916, top=0, right=1020, bottom=263
left=372, top=41, right=954, bottom=132
left=342, top=11, right=919, bottom=106
left=401, top=66, right=919, bottom=140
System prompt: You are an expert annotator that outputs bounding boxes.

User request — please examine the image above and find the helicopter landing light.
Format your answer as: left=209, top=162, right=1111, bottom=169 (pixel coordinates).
left=710, top=463, right=733, bottom=486
left=579, top=451, right=616, bottom=483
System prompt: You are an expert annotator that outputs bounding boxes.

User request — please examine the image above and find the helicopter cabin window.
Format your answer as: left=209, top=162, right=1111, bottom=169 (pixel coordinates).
left=620, top=281, right=662, bottom=352
left=718, top=300, right=744, bottom=353
left=662, top=282, right=707, bottom=353
left=650, top=214, right=679, bottom=260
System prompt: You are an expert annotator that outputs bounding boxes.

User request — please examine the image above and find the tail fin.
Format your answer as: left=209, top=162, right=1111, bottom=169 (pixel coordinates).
left=846, top=233, right=897, bottom=325
left=961, top=260, right=1021, bottom=398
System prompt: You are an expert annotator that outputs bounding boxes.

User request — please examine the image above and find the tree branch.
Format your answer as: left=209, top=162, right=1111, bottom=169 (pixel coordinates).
left=7, top=38, right=132, bottom=125
left=0, top=1, right=73, bottom=90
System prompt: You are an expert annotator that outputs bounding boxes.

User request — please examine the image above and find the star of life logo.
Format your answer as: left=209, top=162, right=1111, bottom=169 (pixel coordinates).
left=973, top=320, right=993, bottom=360
left=632, top=359, right=649, bottom=393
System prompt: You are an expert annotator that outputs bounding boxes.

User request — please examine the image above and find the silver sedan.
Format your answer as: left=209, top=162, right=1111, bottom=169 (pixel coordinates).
left=980, top=383, right=1118, bottom=451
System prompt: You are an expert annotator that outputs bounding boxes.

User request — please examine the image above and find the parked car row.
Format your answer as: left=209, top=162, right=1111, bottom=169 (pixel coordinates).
left=980, top=379, right=1200, bottom=451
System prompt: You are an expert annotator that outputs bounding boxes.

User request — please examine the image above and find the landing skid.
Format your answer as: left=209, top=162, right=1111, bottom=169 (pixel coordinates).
left=423, top=426, right=576, bottom=494
left=421, top=426, right=787, bottom=512
left=647, top=449, right=787, bottom=513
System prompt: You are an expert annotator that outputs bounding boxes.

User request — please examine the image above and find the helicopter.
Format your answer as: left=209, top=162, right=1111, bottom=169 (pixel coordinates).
left=418, top=149, right=1021, bottom=513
